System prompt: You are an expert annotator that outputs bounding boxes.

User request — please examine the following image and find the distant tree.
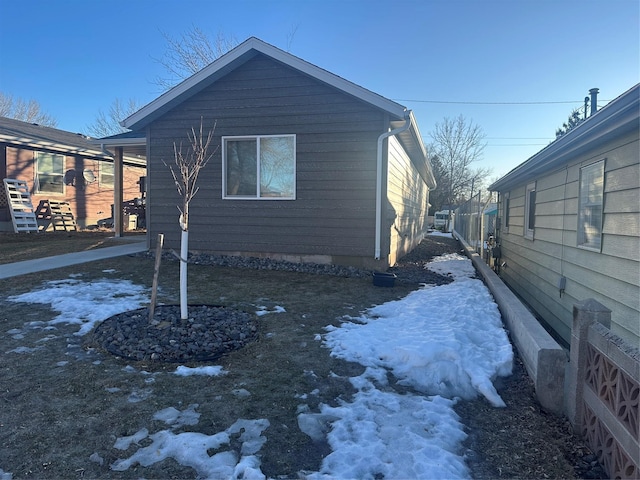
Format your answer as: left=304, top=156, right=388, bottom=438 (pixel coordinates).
left=152, top=27, right=238, bottom=91
left=427, top=153, right=448, bottom=215
left=555, top=108, right=584, bottom=138
left=86, top=98, right=142, bottom=138
left=0, top=92, right=57, bottom=127
left=429, top=152, right=490, bottom=214
left=429, top=115, right=490, bottom=227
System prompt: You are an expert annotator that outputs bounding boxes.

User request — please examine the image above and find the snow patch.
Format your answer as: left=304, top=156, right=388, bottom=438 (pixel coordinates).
left=174, top=365, right=227, bottom=377
left=8, top=278, right=148, bottom=336
left=111, top=418, right=270, bottom=479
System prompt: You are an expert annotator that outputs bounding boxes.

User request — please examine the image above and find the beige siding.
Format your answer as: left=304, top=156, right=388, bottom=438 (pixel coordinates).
left=147, top=54, right=396, bottom=268
left=386, top=136, right=429, bottom=266
left=498, top=130, right=640, bottom=345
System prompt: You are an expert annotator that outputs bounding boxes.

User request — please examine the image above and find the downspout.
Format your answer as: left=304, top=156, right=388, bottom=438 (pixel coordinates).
left=375, top=111, right=412, bottom=260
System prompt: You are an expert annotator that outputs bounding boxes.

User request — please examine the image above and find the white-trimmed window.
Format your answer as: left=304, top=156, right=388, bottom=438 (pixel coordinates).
left=524, top=182, right=536, bottom=239
left=223, top=134, right=296, bottom=199
left=35, top=151, right=64, bottom=194
left=101, top=162, right=114, bottom=187
left=502, top=192, right=510, bottom=232
left=578, top=160, right=604, bottom=250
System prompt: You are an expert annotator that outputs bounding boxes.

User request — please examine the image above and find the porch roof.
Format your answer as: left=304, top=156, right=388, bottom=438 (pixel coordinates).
left=93, top=131, right=147, bottom=165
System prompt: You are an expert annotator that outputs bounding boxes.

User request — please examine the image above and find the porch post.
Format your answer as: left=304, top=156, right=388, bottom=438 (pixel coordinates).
left=114, top=146, right=124, bottom=237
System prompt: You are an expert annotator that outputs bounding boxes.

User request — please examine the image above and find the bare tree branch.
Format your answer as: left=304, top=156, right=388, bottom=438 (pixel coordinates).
left=0, top=92, right=58, bottom=127
left=164, top=118, right=217, bottom=230
left=86, top=98, right=141, bottom=138
left=152, top=27, right=237, bottom=91
left=286, top=23, right=299, bottom=52
left=429, top=115, right=490, bottom=214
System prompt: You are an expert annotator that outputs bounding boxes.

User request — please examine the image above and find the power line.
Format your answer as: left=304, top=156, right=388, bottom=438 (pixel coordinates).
left=395, top=98, right=611, bottom=105
left=488, top=143, right=549, bottom=147
left=422, top=136, right=551, bottom=147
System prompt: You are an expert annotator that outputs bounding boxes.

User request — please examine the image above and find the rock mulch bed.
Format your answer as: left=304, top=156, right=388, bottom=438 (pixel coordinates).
left=90, top=305, right=257, bottom=363
left=90, top=234, right=459, bottom=364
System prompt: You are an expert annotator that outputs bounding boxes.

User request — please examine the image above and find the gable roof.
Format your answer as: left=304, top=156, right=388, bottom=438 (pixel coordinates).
left=122, top=37, right=432, bottom=186
left=123, top=37, right=410, bottom=131
left=489, top=83, right=640, bottom=192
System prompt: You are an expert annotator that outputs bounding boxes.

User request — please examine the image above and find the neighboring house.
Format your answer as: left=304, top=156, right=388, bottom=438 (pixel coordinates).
left=0, top=116, right=146, bottom=232
left=107, top=37, right=435, bottom=269
left=489, top=84, right=639, bottom=347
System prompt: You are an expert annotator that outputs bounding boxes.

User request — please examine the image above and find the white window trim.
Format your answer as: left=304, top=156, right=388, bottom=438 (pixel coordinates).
left=100, top=161, right=115, bottom=187
left=524, top=182, right=536, bottom=240
left=577, top=159, right=605, bottom=252
left=35, top=151, right=65, bottom=195
left=502, top=192, right=510, bottom=233
left=222, top=134, right=296, bottom=200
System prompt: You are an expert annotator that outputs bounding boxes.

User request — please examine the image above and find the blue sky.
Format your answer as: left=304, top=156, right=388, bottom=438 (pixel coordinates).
left=0, top=0, right=638, bottom=179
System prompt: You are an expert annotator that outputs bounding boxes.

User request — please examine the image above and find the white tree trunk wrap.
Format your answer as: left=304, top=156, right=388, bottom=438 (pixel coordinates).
left=180, top=229, right=189, bottom=320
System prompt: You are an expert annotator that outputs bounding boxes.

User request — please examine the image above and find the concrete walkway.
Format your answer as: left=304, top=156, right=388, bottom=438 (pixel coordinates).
left=0, top=241, right=147, bottom=280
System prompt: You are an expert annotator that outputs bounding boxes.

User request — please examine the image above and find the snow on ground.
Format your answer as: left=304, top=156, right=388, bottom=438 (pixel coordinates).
left=324, top=252, right=513, bottom=407
left=110, top=415, right=270, bottom=480
left=7, top=277, right=148, bottom=336
left=174, top=365, right=228, bottom=377
left=3, top=234, right=514, bottom=479
left=300, top=249, right=513, bottom=479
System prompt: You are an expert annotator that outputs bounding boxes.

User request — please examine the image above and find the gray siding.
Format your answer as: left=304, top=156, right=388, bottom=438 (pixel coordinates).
left=147, top=54, right=393, bottom=268
left=498, top=130, right=640, bottom=345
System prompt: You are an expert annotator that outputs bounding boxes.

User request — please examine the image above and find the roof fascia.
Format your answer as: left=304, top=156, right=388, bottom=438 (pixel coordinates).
left=0, top=133, right=113, bottom=160
left=92, top=137, right=147, bottom=147
left=489, top=84, right=640, bottom=192
left=392, top=111, right=436, bottom=189
left=123, top=37, right=408, bottom=131
left=90, top=138, right=147, bottom=166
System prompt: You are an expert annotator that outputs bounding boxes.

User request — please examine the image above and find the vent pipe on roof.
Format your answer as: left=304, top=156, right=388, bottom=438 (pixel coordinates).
left=589, top=88, right=599, bottom=116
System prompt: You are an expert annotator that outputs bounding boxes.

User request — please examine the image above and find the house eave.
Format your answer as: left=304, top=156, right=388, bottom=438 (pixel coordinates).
left=123, top=37, right=409, bottom=131
left=0, top=132, right=113, bottom=161
left=91, top=136, right=147, bottom=166
left=489, top=83, right=640, bottom=192
left=392, top=111, right=436, bottom=189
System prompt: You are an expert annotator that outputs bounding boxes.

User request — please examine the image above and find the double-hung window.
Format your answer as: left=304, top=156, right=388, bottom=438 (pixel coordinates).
left=100, top=162, right=115, bottom=187
left=35, top=151, right=64, bottom=194
left=524, top=182, right=536, bottom=239
left=577, top=160, right=604, bottom=250
left=223, top=135, right=296, bottom=199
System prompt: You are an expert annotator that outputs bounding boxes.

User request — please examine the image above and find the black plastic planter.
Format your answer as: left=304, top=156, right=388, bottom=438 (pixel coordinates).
left=372, top=272, right=397, bottom=287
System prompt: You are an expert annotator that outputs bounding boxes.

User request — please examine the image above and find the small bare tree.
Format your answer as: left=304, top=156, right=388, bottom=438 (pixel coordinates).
left=165, top=119, right=217, bottom=320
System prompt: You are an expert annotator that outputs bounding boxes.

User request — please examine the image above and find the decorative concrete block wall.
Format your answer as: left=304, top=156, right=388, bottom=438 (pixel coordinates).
left=566, top=298, right=639, bottom=479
